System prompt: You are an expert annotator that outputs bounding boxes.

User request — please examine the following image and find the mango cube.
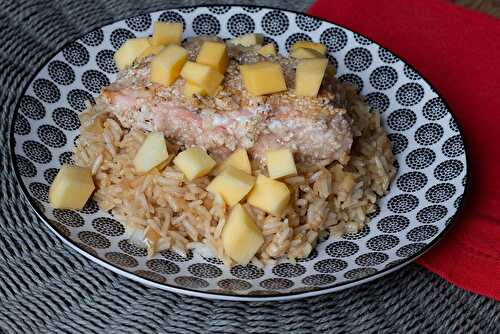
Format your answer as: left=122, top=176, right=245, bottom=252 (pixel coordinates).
left=222, top=148, right=251, bottom=174
left=240, top=62, right=287, bottom=96
left=151, top=21, right=183, bottom=46
left=183, top=81, right=205, bottom=97
left=49, top=165, right=95, bottom=210
left=150, top=44, right=188, bottom=86
left=180, top=61, right=224, bottom=96
left=290, top=47, right=324, bottom=59
left=222, top=204, right=264, bottom=265
left=173, top=146, right=216, bottom=180
left=138, top=44, right=164, bottom=60
left=291, top=41, right=327, bottom=55
left=266, top=148, right=297, bottom=179
left=230, top=33, right=263, bottom=47
left=133, top=132, right=169, bottom=173
left=295, top=58, right=328, bottom=97
left=207, top=166, right=255, bottom=206
left=114, top=37, right=151, bottom=70
left=257, top=43, right=276, bottom=56
left=196, top=41, right=229, bottom=73
left=247, top=175, right=290, bottom=216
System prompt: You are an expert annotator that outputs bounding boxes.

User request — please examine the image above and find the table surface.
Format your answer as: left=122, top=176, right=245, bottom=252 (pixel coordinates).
left=0, top=0, right=498, bottom=333
left=454, top=0, right=500, bottom=17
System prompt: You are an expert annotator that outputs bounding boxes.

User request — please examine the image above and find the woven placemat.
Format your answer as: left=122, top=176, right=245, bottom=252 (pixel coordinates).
left=0, top=0, right=498, bottom=333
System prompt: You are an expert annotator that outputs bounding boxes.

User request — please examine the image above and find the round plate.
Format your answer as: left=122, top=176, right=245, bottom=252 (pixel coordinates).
left=10, top=5, right=467, bottom=301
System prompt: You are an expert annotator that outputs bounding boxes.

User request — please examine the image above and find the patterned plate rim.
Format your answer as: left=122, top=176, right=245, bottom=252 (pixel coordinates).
left=9, top=4, right=469, bottom=301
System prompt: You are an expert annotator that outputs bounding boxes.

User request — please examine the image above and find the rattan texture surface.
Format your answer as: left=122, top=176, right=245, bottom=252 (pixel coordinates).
left=0, top=0, right=498, bottom=333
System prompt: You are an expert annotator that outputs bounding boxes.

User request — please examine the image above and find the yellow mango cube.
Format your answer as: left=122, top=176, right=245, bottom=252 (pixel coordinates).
left=266, top=148, right=297, bottom=179
left=173, top=146, right=216, bottom=180
left=196, top=41, right=229, bottom=73
left=180, top=61, right=224, bottom=96
left=133, top=132, right=169, bottom=173
left=247, top=175, right=290, bottom=216
left=151, top=21, right=183, bottom=46
left=222, top=148, right=251, bottom=174
left=257, top=43, right=276, bottom=56
left=290, top=47, right=324, bottom=59
left=222, top=204, right=264, bottom=265
left=114, top=37, right=151, bottom=70
left=183, top=81, right=205, bottom=97
left=207, top=166, right=255, bottom=207
left=291, top=41, right=327, bottom=55
left=240, top=62, right=287, bottom=96
left=138, top=44, right=164, bottom=60
left=295, top=58, right=328, bottom=97
left=150, top=44, right=188, bottom=86
left=49, top=165, right=95, bottom=210
left=230, top=33, right=263, bottom=47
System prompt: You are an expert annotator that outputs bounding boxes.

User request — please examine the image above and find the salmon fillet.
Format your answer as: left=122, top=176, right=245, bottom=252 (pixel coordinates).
left=96, top=37, right=354, bottom=164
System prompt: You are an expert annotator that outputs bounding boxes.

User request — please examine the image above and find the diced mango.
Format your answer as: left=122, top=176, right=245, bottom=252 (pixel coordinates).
left=295, top=58, right=328, bottom=97
left=247, top=175, right=290, bottom=216
left=266, top=148, right=297, bottom=179
left=133, top=132, right=169, bottom=173
left=150, top=44, right=188, bottom=86
left=196, top=41, right=229, bottom=73
left=240, top=62, right=287, bottom=96
left=207, top=166, right=255, bottom=207
left=114, top=37, right=151, bottom=70
left=290, top=47, right=324, bottom=59
left=173, top=146, right=216, bottom=180
left=222, top=204, right=264, bottom=265
left=49, top=165, right=95, bottom=210
left=138, top=44, right=164, bottom=60
left=257, top=43, right=276, bottom=56
left=183, top=81, right=205, bottom=97
left=230, top=33, right=263, bottom=47
left=291, top=41, right=327, bottom=55
left=180, top=61, right=224, bottom=96
left=223, top=148, right=251, bottom=174
left=151, top=21, right=183, bottom=46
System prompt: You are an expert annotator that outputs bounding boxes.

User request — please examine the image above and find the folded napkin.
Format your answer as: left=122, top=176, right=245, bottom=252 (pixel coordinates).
left=309, top=0, right=500, bottom=300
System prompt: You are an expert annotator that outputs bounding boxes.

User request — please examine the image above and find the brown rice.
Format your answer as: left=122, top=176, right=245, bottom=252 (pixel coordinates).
left=73, top=82, right=395, bottom=268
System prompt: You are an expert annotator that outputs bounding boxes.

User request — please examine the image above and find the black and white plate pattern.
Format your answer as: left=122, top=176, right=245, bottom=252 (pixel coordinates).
left=11, top=6, right=467, bottom=301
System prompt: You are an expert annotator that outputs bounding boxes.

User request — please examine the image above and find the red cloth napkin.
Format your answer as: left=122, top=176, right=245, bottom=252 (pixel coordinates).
left=308, top=0, right=500, bottom=300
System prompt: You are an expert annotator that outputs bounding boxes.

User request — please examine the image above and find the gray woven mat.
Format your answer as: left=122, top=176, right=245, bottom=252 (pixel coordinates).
left=0, top=0, right=498, bottom=333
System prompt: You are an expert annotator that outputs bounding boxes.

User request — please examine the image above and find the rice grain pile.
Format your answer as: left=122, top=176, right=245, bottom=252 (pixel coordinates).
left=73, top=78, right=395, bottom=268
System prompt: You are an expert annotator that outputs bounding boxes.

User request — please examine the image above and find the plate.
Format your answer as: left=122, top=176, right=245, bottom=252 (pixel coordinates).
left=10, top=5, right=467, bottom=301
